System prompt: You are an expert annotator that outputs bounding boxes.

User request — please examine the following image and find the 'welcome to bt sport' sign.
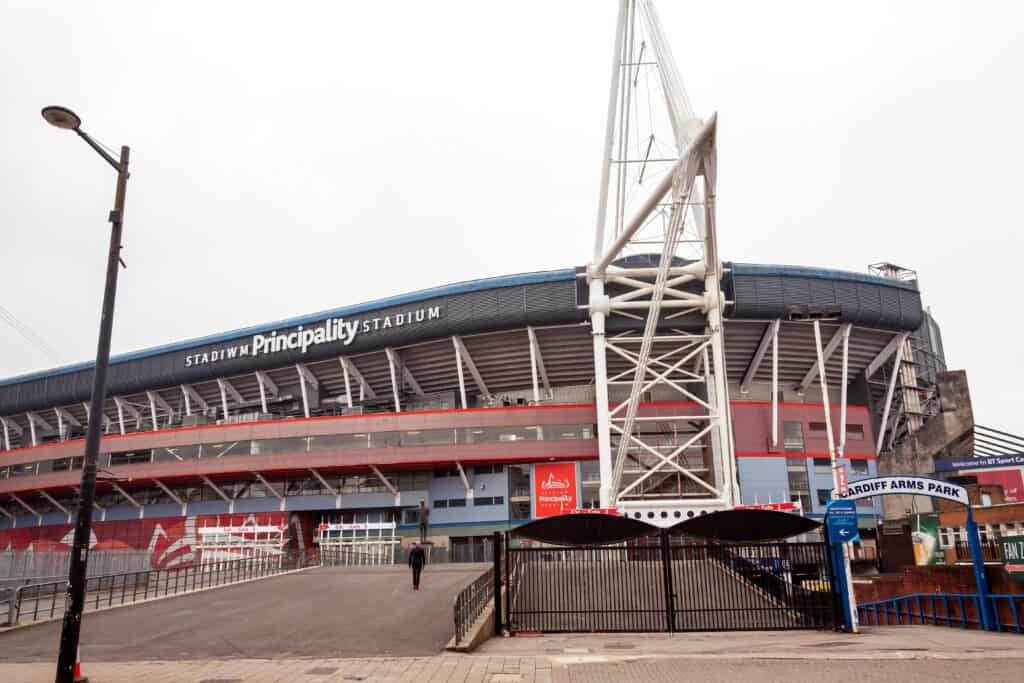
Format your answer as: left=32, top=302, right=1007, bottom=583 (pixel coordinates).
left=833, top=475, right=969, bottom=506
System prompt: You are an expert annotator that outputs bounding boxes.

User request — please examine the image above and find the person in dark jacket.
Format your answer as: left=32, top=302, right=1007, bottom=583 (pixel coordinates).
left=408, top=543, right=427, bottom=590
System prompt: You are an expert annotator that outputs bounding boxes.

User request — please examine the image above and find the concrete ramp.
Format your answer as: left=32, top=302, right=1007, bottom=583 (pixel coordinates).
left=0, top=564, right=488, bottom=662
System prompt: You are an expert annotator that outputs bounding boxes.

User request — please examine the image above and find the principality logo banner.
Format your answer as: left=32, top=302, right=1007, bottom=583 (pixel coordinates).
left=534, top=462, right=578, bottom=518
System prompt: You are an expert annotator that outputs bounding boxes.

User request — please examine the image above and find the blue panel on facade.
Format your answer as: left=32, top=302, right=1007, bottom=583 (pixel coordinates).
left=285, top=495, right=339, bottom=512
left=233, top=498, right=282, bottom=514
left=105, top=507, right=140, bottom=522
left=737, top=457, right=789, bottom=506
left=40, top=511, right=69, bottom=526
left=144, top=503, right=183, bottom=519
left=186, top=501, right=231, bottom=516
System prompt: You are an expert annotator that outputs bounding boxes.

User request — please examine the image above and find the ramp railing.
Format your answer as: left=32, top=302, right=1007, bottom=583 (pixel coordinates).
left=858, top=593, right=1024, bottom=634
left=3, top=552, right=313, bottom=627
left=453, top=569, right=494, bottom=645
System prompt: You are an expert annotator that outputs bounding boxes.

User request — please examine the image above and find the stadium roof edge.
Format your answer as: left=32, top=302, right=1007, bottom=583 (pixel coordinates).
left=0, top=261, right=916, bottom=388
left=726, top=262, right=919, bottom=291
left=0, top=268, right=577, bottom=388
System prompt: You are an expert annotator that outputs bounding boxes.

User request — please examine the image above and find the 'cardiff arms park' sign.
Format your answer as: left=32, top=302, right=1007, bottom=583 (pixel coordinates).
left=833, top=475, right=969, bottom=506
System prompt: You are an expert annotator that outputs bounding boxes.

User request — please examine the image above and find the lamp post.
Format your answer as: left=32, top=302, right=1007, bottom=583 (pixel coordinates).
left=41, top=105, right=130, bottom=683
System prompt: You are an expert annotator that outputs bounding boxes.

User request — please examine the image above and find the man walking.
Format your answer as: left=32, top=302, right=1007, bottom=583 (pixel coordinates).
left=408, top=543, right=427, bottom=590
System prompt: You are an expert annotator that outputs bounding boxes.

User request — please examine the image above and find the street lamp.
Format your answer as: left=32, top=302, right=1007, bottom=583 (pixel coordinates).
left=42, top=105, right=131, bottom=683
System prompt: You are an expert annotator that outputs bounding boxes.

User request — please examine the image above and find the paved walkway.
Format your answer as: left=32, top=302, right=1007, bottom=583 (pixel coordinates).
left=2, top=627, right=1022, bottom=682
left=0, top=564, right=488, bottom=661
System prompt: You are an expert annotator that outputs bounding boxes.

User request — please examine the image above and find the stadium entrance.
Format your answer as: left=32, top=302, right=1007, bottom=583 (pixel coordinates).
left=315, top=512, right=399, bottom=566
left=502, top=510, right=840, bottom=633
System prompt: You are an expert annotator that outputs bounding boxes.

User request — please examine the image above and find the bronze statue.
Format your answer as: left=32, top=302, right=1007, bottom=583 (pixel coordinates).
left=418, top=500, right=429, bottom=544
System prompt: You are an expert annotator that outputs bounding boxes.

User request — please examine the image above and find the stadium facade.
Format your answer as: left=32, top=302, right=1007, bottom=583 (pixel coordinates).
left=0, top=260, right=945, bottom=565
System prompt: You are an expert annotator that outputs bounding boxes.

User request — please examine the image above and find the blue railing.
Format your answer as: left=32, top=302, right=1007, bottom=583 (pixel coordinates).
left=858, top=593, right=1024, bottom=634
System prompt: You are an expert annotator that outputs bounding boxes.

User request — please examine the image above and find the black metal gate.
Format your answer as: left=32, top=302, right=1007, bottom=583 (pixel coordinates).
left=505, top=538, right=839, bottom=632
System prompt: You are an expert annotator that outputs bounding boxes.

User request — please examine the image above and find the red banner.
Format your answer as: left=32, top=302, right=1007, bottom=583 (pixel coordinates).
left=534, top=462, right=577, bottom=517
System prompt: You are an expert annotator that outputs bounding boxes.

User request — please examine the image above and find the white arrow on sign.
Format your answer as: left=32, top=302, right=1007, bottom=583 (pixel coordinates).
left=839, top=528, right=851, bottom=538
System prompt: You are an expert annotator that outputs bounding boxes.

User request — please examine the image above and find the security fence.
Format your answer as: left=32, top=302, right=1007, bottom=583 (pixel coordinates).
left=0, top=550, right=153, bottom=586
left=505, top=539, right=838, bottom=633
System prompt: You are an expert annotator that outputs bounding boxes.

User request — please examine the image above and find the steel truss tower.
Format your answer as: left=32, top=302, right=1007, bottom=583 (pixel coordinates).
left=589, top=0, right=739, bottom=525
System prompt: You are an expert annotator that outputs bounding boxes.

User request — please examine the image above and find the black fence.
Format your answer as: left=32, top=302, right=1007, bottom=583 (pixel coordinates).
left=453, top=569, right=494, bottom=644
left=4, top=553, right=312, bottom=626
left=505, top=538, right=838, bottom=633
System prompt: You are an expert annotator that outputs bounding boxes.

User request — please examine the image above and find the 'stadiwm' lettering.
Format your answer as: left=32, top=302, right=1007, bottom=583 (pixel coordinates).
left=184, top=306, right=442, bottom=368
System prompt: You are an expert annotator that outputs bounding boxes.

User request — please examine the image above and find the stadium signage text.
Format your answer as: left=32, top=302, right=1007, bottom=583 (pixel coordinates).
left=183, top=306, right=442, bottom=368
left=534, top=462, right=578, bottom=518
left=935, top=454, right=1024, bottom=472
left=833, top=475, right=969, bottom=506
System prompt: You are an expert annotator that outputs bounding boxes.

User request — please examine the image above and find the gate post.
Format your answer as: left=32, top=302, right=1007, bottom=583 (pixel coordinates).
left=659, top=529, right=676, bottom=633
left=965, top=506, right=993, bottom=631
left=504, top=531, right=513, bottom=633
left=823, top=520, right=848, bottom=631
left=493, top=531, right=503, bottom=636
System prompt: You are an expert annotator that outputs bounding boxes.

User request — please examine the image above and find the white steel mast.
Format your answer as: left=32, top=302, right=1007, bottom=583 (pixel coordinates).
left=589, top=0, right=738, bottom=525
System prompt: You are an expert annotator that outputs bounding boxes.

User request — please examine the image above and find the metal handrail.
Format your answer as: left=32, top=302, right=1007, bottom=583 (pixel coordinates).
left=3, top=553, right=310, bottom=627
left=858, top=593, right=1024, bottom=634
left=453, top=569, right=493, bottom=645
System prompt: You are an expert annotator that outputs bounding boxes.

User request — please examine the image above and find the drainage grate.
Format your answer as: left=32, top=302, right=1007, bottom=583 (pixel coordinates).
left=307, top=667, right=340, bottom=675
left=198, top=679, right=242, bottom=683
left=604, top=643, right=636, bottom=650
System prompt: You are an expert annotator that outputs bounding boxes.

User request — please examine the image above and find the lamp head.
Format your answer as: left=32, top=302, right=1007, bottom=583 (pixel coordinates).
left=41, top=105, right=82, bottom=131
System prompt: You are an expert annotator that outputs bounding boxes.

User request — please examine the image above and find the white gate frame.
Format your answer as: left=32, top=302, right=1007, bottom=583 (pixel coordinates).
left=196, top=523, right=287, bottom=569
left=315, top=521, right=398, bottom=566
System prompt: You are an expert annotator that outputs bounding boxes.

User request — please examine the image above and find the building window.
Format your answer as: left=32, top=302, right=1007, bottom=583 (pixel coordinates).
left=109, top=451, right=152, bottom=467
left=448, top=498, right=467, bottom=508
left=508, top=464, right=530, bottom=499
left=473, top=464, right=503, bottom=475
left=846, top=424, right=865, bottom=440
left=849, top=459, right=869, bottom=476
left=433, top=499, right=448, bottom=509
left=939, top=527, right=952, bottom=548
left=509, top=500, right=530, bottom=520
left=808, top=422, right=829, bottom=438
left=786, top=457, right=809, bottom=510
left=981, top=493, right=993, bottom=507
left=817, top=489, right=832, bottom=506
left=402, top=509, right=420, bottom=525
left=813, top=458, right=832, bottom=474
left=783, top=422, right=804, bottom=452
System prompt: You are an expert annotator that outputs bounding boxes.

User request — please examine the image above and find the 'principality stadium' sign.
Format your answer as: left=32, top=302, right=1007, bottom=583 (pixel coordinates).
left=184, top=306, right=442, bottom=368
left=534, top=462, right=578, bottom=518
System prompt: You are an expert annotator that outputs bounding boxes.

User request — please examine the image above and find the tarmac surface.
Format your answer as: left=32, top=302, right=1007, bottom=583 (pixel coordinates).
left=0, top=563, right=489, bottom=662
left=1, top=627, right=1023, bottom=681
left=3, top=567, right=1024, bottom=681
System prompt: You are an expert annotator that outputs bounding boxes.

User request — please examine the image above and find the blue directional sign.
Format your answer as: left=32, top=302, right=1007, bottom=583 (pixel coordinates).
left=826, top=499, right=860, bottom=544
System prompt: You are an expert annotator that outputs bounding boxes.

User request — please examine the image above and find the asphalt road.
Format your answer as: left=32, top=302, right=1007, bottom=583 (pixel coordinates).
left=0, top=563, right=488, bottom=662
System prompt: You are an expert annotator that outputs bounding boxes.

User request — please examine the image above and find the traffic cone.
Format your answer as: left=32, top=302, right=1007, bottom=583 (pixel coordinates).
left=74, top=645, right=88, bottom=683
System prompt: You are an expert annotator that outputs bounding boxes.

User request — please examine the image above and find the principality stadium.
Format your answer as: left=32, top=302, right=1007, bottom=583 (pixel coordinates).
left=0, top=1, right=964, bottom=575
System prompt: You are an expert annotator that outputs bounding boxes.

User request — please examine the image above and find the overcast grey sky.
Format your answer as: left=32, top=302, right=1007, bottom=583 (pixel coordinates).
left=1, top=1, right=1021, bottom=430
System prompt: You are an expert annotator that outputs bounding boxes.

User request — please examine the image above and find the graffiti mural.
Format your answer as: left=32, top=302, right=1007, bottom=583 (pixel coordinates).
left=0, top=512, right=298, bottom=570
